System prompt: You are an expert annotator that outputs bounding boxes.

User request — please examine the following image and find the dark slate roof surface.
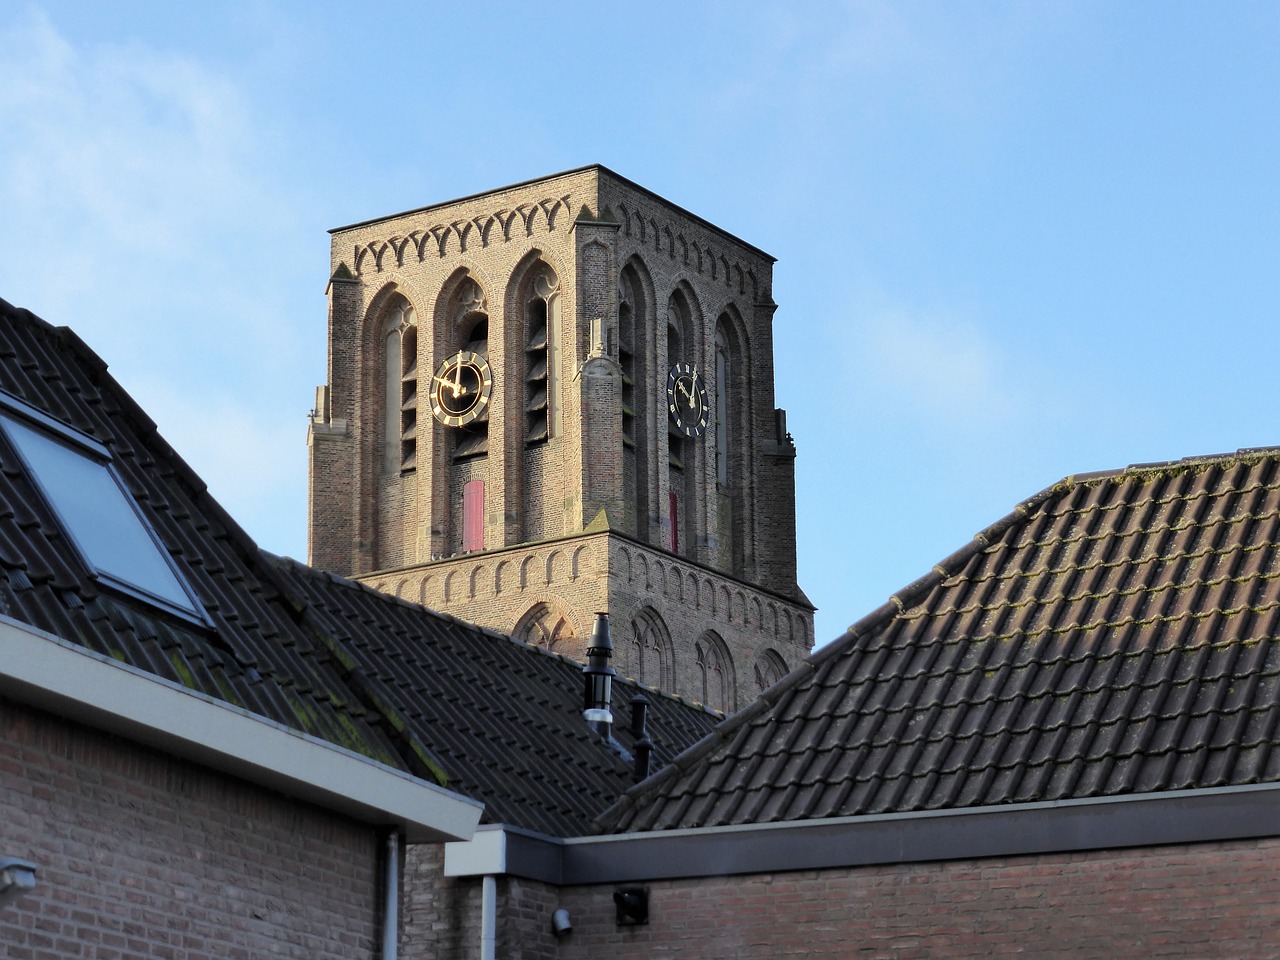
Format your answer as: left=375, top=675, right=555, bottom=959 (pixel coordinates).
left=602, top=451, right=1280, bottom=832
left=0, top=297, right=717, bottom=836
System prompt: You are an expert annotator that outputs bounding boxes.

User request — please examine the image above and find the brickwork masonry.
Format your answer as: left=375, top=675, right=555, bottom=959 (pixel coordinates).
left=360, top=528, right=810, bottom=713
left=1, top=698, right=384, bottom=960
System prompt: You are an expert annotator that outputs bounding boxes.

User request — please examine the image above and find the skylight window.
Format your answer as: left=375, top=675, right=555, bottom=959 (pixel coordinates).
left=0, top=405, right=205, bottom=621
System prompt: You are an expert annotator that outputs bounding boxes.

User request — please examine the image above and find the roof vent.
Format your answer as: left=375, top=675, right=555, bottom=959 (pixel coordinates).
left=582, top=612, right=615, bottom=736
left=630, top=694, right=653, bottom=782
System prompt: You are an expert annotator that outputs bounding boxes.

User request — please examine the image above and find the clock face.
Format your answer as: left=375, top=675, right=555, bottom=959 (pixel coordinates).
left=429, top=350, right=493, bottom=427
left=666, top=361, right=710, bottom=438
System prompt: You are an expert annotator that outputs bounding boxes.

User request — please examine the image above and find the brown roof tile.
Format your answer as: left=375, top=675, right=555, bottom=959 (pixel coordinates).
left=602, top=450, right=1280, bottom=832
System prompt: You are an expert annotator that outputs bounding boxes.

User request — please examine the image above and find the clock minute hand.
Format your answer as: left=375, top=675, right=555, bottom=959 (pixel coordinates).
left=451, top=353, right=464, bottom=398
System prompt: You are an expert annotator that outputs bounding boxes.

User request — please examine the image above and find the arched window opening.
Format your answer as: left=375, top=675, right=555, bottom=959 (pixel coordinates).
left=525, top=268, right=560, bottom=444
left=715, top=327, right=730, bottom=488
left=714, top=315, right=747, bottom=574
left=695, top=632, right=734, bottom=713
left=513, top=603, right=581, bottom=659
left=382, top=303, right=417, bottom=474
left=630, top=610, right=674, bottom=692
left=754, top=648, right=788, bottom=694
left=449, top=282, right=489, bottom=460
left=665, top=291, right=701, bottom=558
left=618, top=263, right=651, bottom=542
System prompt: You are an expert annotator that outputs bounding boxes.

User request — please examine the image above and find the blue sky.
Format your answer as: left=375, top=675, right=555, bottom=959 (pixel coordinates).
left=2, top=2, right=1278, bottom=646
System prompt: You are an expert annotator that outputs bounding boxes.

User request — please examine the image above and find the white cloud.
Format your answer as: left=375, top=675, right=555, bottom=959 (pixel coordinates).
left=0, top=9, right=279, bottom=329
left=0, top=8, right=314, bottom=559
left=856, top=309, right=1023, bottom=434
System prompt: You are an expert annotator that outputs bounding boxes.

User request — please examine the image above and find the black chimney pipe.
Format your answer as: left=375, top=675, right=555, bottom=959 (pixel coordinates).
left=582, top=612, right=615, bottom=737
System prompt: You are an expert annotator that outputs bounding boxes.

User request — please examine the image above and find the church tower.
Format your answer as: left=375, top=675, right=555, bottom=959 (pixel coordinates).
left=308, top=166, right=813, bottom=712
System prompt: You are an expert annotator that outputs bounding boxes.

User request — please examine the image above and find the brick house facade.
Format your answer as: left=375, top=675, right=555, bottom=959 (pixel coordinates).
left=4, top=700, right=391, bottom=960
left=308, top=166, right=813, bottom=712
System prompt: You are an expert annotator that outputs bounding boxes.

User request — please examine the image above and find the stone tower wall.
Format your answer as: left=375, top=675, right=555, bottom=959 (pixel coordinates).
left=309, top=167, right=814, bottom=703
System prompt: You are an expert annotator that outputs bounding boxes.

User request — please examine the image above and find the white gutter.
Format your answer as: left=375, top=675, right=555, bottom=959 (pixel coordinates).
left=0, top=615, right=483, bottom=843
left=447, top=782, right=1280, bottom=886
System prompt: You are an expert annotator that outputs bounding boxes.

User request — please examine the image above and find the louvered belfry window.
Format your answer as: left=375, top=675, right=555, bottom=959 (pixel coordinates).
left=525, top=271, right=559, bottom=445
left=383, top=303, right=417, bottom=473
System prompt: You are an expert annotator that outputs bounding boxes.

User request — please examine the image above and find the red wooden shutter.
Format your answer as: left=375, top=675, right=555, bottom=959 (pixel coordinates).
left=463, top=481, right=484, bottom=552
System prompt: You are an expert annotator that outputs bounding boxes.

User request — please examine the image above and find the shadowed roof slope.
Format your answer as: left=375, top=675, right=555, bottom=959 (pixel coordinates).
left=265, top=555, right=721, bottom=835
left=602, top=450, right=1280, bottom=832
left=0, top=296, right=718, bottom=835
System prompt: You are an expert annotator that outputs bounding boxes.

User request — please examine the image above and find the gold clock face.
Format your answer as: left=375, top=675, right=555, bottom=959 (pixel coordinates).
left=666, top=361, right=709, bottom=438
left=430, top=350, right=493, bottom=427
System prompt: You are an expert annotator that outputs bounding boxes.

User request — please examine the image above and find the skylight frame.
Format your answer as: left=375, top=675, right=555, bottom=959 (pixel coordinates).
left=0, top=390, right=211, bottom=626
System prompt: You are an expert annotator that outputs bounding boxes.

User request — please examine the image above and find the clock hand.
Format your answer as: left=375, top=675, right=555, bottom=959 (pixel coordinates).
left=451, top=353, right=464, bottom=398
left=433, top=374, right=474, bottom=397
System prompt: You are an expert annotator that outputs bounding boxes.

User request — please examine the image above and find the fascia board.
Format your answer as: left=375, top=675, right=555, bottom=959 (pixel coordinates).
left=0, top=615, right=482, bottom=843
left=448, top=784, right=1280, bottom=885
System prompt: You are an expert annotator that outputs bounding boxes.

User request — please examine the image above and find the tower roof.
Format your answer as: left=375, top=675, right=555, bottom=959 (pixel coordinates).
left=329, top=164, right=776, bottom=262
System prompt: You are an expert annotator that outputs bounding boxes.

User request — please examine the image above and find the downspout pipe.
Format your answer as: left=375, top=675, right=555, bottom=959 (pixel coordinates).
left=382, top=830, right=400, bottom=960
left=481, top=874, right=497, bottom=960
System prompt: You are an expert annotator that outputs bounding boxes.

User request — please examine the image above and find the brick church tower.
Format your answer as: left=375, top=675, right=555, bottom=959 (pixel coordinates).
left=308, top=166, right=813, bottom=712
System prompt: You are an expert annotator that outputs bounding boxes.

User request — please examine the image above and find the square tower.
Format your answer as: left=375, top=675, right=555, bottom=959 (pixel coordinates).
left=308, top=166, right=813, bottom=711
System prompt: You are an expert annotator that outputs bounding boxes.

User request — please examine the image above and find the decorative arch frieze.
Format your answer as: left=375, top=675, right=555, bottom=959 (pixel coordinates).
left=570, top=544, right=590, bottom=580
left=495, top=559, right=512, bottom=595
left=349, top=194, right=573, bottom=275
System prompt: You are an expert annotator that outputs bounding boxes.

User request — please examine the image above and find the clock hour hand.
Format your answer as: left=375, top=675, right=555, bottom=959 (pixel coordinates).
left=433, top=374, right=473, bottom=398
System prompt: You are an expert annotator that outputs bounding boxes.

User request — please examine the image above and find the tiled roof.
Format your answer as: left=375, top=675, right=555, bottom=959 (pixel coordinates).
left=0, top=297, right=717, bottom=835
left=0, top=300, right=411, bottom=768
left=602, top=451, right=1280, bottom=832
left=266, top=556, right=721, bottom=835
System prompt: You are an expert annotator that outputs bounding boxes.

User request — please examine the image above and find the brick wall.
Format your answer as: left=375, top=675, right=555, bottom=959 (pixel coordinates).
left=309, top=167, right=812, bottom=703
left=1, top=698, right=385, bottom=960
left=361, top=529, right=812, bottom=712
left=547, top=839, right=1280, bottom=959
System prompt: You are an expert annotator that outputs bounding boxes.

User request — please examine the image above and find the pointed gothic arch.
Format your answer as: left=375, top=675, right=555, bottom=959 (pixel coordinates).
left=754, top=648, right=788, bottom=694
left=695, top=630, right=735, bottom=713
left=512, top=602, right=583, bottom=660
left=628, top=607, right=675, bottom=692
